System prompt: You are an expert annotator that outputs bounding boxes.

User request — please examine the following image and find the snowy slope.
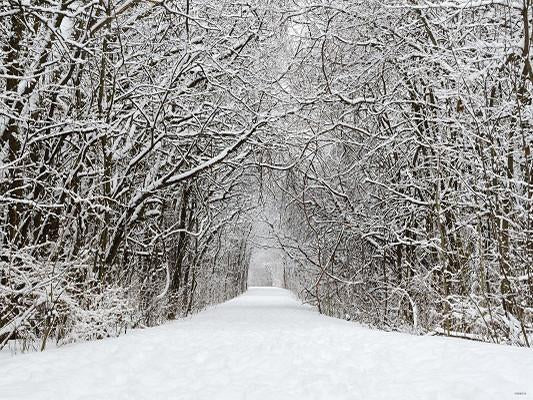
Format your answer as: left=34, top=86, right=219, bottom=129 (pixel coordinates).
left=0, top=287, right=531, bottom=400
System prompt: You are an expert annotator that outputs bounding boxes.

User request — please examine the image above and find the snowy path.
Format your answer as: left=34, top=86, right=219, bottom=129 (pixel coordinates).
left=1, top=287, right=532, bottom=400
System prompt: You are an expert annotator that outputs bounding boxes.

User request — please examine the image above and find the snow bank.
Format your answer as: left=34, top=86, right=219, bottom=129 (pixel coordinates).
left=0, top=287, right=531, bottom=400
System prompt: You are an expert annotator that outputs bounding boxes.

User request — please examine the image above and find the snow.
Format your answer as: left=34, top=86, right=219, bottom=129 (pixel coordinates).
left=1, top=287, right=532, bottom=400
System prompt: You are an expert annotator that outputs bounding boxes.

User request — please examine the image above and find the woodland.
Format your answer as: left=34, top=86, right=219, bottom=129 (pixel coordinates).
left=1, top=0, right=532, bottom=351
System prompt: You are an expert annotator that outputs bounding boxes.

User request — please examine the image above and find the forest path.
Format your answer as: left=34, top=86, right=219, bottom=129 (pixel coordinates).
left=1, top=287, right=532, bottom=400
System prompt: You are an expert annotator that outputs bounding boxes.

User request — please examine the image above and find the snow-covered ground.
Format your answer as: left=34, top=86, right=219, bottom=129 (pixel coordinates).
left=0, top=287, right=531, bottom=400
